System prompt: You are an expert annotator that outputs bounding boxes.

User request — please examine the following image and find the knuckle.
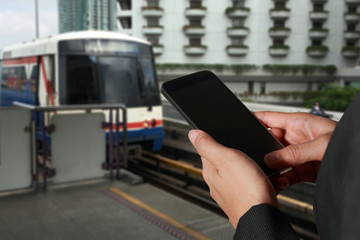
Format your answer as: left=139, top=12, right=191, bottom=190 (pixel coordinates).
left=284, top=144, right=301, bottom=164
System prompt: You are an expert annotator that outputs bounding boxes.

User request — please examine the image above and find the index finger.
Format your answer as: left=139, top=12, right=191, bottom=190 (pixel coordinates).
left=254, top=111, right=294, bottom=130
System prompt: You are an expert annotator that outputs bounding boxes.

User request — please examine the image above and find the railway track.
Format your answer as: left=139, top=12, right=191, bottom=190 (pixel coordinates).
left=128, top=150, right=319, bottom=240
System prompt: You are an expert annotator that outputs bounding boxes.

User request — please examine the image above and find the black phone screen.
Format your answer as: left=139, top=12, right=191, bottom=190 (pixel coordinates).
left=161, top=70, right=283, bottom=176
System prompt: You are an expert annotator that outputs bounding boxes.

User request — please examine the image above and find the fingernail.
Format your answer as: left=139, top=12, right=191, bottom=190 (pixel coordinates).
left=188, top=130, right=200, bottom=145
left=264, top=152, right=281, bottom=167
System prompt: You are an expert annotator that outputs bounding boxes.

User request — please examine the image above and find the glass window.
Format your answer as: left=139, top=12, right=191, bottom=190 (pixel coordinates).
left=233, top=19, right=244, bottom=28
left=59, top=40, right=160, bottom=107
left=274, top=20, right=285, bottom=28
left=232, top=38, right=244, bottom=46
left=346, top=41, right=356, bottom=47
left=119, top=0, right=131, bottom=10
left=314, top=3, right=324, bottom=12
left=233, top=0, right=245, bottom=7
left=313, top=22, right=323, bottom=29
left=61, top=55, right=160, bottom=107
left=1, top=68, right=9, bottom=89
left=119, top=17, right=132, bottom=29
left=29, top=65, right=38, bottom=94
left=312, top=40, right=322, bottom=46
left=147, top=37, right=160, bottom=45
left=1, top=66, right=26, bottom=92
left=347, top=24, right=357, bottom=31
left=275, top=2, right=286, bottom=8
left=148, top=17, right=159, bottom=27
left=65, top=55, right=100, bottom=104
left=98, top=57, right=142, bottom=106
left=273, top=39, right=285, bottom=46
left=190, top=18, right=202, bottom=26
left=190, top=38, right=202, bottom=46
left=190, top=0, right=202, bottom=8
left=136, top=58, right=160, bottom=106
left=348, top=6, right=358, bottom=13
left=148, top=0, right=159, bottom=7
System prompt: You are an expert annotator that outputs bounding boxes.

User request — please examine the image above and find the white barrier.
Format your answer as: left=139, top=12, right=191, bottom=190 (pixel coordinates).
left=0, top=109, right=32, bottom=191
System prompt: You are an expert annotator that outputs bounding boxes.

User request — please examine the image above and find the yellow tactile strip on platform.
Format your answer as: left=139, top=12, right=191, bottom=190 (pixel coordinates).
left=102, top=187, right=212, bottom=240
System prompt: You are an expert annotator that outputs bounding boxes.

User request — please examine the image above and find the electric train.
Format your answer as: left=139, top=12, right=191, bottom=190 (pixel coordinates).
left=0, top=31, right=164, bottom=151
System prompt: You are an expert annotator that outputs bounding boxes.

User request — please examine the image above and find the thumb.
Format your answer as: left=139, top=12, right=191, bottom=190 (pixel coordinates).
left=265, top=134, right=330, bottom=169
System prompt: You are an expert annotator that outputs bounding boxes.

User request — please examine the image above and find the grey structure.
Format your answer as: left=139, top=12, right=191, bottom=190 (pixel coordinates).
left=59, top=0, right=117, bottom=33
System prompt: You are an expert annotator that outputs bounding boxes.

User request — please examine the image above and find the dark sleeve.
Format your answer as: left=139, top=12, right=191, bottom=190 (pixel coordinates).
left=233, top=204, right=299, bottom=240
left=314, top=93, right=360, bottom=240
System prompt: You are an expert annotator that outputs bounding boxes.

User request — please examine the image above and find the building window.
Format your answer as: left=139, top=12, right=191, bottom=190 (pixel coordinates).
left=148, top=0, right=159, bottom=7
left=119, top=17, right=132, bottom=29
left=347, top=24, right=357, bottom=31
left=313, top=22, right=323, bottom=29
left=273, top=39, right=285, bottom=46
left=190, top=0, right=202, bottom=8
left=307, top=82, right=312, bottom=91
left=274, top=2, right=286, bottom=8
left=232, top=38, right=244, bottom=46
left=189, top=38, right=202, bottom=46
left=274, top=20, right=285, bottom=28
left=189, top=18, right=202, bottom=26
left=312, top=40, right=322, bottom=46
left=348, top=5, right=358, bottom=13
left=119, top=0, right=131, bottom=10
left=147, top=37, right=160, bottom=45
left=232, top=19, right=244, bottom=28
left=232, top=0, right=245, bottom=7
left=313, top=3, right=324, bottom=12
left=148, top=17, right=159, bottom=27
left=346, top=41, right=356, bottom=47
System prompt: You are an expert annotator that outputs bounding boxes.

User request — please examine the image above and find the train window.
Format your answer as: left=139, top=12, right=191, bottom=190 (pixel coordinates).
left=1, top=68, right=9, bottom=88
left=1, top=66, right=26, bottom=92
left=136, top=58, right=160, bottom=106
left=29, top=66, right=38, bottom=94
left=98, top=57, right=142, bottom=106
left=65, top=55, right=100, bottom=104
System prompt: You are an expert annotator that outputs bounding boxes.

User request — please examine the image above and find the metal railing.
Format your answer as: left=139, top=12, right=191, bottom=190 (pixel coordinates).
left=14, top=102, right=128, bottom=190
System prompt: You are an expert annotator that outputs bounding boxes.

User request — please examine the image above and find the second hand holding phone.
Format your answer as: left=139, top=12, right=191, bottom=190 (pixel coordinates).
left=161, top=70, right=284, bottom=177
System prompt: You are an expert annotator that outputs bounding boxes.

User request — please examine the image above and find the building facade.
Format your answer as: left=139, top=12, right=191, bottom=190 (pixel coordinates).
left=117, top=0, right=360, bottom=97
left=59, top=0, right=117, bottom=33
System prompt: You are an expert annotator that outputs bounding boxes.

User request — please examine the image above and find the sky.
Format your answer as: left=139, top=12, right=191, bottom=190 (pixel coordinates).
left=0, top=0, right=58, bottom=49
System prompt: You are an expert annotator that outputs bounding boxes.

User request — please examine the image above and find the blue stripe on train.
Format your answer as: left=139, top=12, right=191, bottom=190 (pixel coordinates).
left=106, top=127, right=164, bottom=151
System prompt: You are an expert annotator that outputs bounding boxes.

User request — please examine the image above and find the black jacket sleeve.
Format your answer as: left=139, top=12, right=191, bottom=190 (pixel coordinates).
left=314, top=93, right=360, bottom=240
left=233, top=204, right=299, bottom=240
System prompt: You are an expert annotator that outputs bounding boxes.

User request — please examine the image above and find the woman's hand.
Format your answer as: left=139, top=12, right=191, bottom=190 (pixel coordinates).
left=254, top=112, right=337, bottom=193
left=189, top=130, right=278, bottom=228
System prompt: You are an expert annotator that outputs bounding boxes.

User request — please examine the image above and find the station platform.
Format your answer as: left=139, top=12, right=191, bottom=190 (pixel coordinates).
left=0, top=173, right=234, bottom=240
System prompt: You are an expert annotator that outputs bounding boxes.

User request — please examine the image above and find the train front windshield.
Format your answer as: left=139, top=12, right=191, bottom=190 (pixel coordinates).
left=59, top=39, right=160, bottom=107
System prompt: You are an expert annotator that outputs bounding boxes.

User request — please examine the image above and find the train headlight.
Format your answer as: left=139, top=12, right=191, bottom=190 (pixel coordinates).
left=144, top=120, right=149, bottom=128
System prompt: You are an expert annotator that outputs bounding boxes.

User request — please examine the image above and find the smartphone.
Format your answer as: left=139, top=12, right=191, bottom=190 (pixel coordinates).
left=161, top=70, right=284, bottom=177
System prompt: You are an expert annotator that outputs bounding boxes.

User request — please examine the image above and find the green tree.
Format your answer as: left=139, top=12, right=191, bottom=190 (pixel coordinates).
left=305, top=85, right=360, bottom=111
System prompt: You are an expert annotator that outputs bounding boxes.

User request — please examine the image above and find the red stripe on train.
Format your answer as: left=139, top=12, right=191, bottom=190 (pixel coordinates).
left=105, top=120, right=163, bottom=130
left=2, top=57, right=38, bottom=66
